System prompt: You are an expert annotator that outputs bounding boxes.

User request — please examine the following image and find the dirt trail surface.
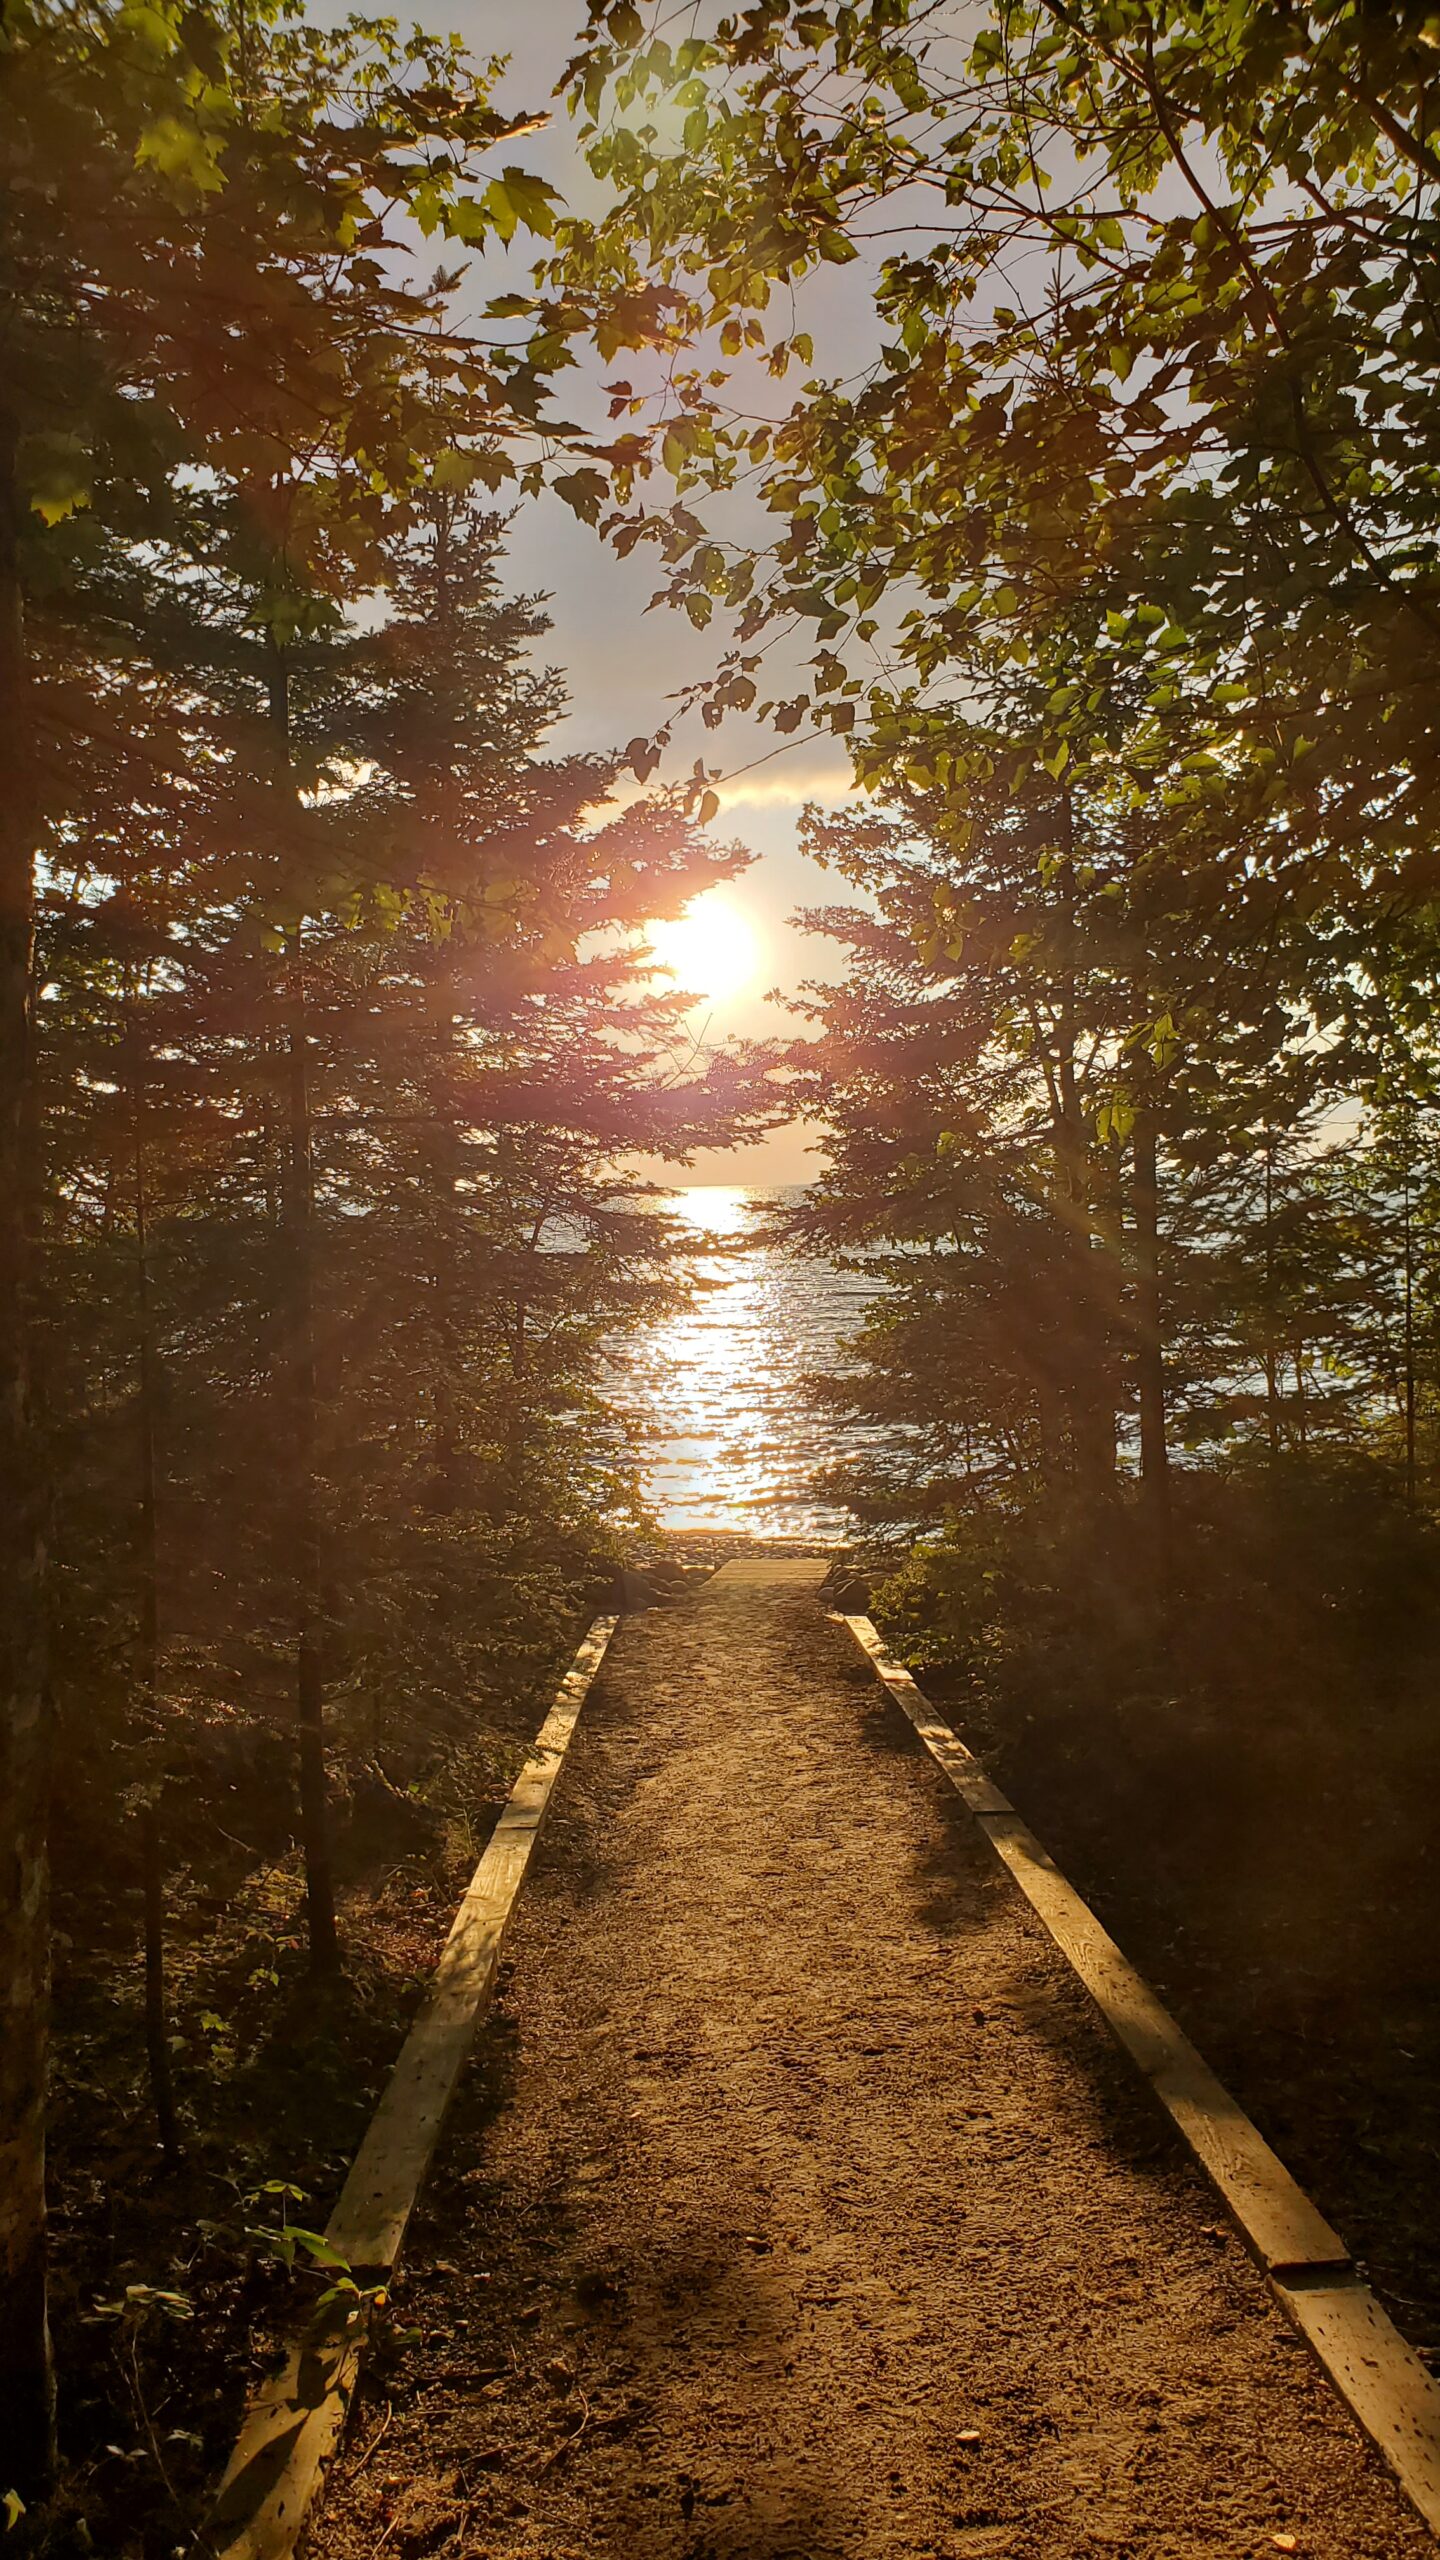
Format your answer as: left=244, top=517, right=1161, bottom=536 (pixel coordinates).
left=310, top=1561, right=1431, bottom=2560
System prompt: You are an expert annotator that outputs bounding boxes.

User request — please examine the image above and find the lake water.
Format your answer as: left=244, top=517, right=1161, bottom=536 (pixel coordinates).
left=616, top=1186, right=880, bottom=1542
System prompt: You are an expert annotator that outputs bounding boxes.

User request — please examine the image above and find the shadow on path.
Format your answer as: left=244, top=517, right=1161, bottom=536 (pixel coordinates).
left=310, top=1563, right=1430, bottom=2560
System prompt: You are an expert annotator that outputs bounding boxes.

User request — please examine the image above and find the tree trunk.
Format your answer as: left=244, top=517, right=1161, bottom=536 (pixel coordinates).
left=1404, top=1147, right=1417, bottom=1506
left=1263, top=1136, right=1281, bottom=1454
left=284, top=947, right=336, bottom=1970
left=426, top=968, right=462, bottom=1522
left=1052, top=790, right=1116, bottom=1495
left=1132, top=1107, right=1171, bottom=1570
left=140, top=1804, right=180, bottom=2166
left=131, top=1027, right=159, bottom=1700
left=269, top=651, right=337, bottom=1976
left=0, top=404, right=57, bottom=2495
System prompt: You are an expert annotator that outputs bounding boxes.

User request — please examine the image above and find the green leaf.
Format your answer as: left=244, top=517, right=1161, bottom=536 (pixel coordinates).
left=484, top=168, right=561, bottom=244
left=289, top=2229, right=352, bottom=2270
left=22, top=431, right=92, bottom=529
left=432, top=447, right=480, bottom=492
left=119, top=2, right=180, bottom=54
left=445, top=194, right=491, bottom=244
left=412, top=179, right=443, bottom=237
left=481, top=177, right=518, bottom=244
left=661, top=421, right=696, bottom=476
left=553, top=467, right=609, bottom=522
left=135, top=113, right=225, bottom=194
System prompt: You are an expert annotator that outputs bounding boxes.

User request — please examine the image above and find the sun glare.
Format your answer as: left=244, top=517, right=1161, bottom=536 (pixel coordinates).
left=647, top=892, right=761, bottom=1012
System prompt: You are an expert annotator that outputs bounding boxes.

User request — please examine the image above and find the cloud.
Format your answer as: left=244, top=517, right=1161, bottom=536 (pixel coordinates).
left=715, top=765, right=854, bottom=811
left=582, top=759, right=854, bottom=829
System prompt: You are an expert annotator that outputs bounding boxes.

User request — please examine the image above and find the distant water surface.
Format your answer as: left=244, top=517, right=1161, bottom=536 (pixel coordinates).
left=617, top=1186, right=879, bottom=1542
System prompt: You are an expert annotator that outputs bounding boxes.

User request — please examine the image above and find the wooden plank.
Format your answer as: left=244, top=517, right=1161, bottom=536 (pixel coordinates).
left=330, top=1617, right=615, bottom=2271
left=837, top=1611, right=1440, bottom=2540
left=711, top=1557, right=830, bottom=1584
left=838, top=1611, right=1344, bottom=2271
left=205, top=2300, right=365, bottom=2560
left=1272, top=2272, right=1440, bottom=2535
left=843, top=1614, right=1015, bottom=1815
left=977, top=1810, right=1349, bottom=2274
left=206, top=1612, right=618, bottom=2560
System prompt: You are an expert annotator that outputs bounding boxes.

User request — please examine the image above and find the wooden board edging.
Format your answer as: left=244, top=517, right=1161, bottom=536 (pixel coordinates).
left=837, top=1610, right=1440, bottom=2539
left=203, top=1612, right=620, bottom=2560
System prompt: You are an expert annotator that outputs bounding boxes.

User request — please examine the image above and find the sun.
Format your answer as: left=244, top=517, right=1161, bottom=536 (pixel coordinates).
left=647, top=891, right=762, bottom=1012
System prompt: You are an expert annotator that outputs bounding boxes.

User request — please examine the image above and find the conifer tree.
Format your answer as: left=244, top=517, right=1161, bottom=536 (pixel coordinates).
left=0, top=0, right=623, bottom=2487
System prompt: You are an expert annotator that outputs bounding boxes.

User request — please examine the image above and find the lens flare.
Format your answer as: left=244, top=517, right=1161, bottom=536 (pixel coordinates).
left=647, top=892, right=761, bottom=1011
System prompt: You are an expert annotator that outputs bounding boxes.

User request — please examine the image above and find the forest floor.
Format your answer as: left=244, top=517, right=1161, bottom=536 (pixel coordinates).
left=308, top=1559, right=1428, bottom=2560
left=42, top=1601, right=604, bottom=2558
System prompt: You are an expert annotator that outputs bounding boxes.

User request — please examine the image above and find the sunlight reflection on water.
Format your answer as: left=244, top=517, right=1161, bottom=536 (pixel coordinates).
left=617, top=1185, right=878, bottom=1542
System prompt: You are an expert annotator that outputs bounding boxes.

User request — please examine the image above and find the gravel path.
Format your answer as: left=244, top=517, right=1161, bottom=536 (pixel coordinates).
left=311, top=1560, right=1431, bottom=2560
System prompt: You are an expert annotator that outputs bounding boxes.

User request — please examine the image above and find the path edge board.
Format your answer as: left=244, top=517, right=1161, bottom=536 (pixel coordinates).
left=203, top=1611, right=620, bottom=2560
left=838, top=1609, right=1440, bottom=2539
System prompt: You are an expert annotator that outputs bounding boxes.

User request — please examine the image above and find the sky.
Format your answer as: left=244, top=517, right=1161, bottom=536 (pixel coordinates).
left=434, top=8, right=865, bottom=1185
